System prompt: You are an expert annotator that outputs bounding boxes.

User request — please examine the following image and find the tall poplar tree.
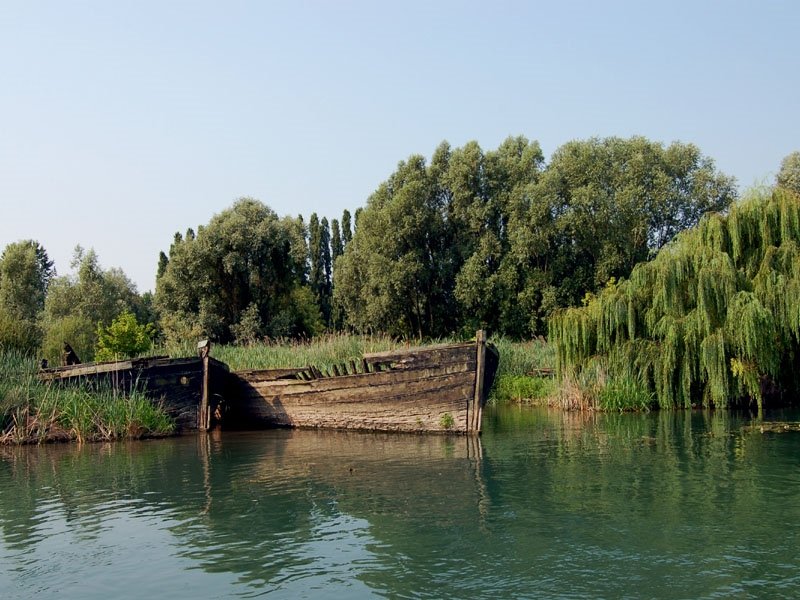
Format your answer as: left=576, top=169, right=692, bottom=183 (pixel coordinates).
left=341, top=209, right=353, bottom=246
left=331, top=219, right=343, bottom=262
left=319, top=217, right=332, bottom=324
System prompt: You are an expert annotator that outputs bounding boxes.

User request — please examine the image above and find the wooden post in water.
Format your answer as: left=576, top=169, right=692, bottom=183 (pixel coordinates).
left=198, top=339, right=211, bottom=431
left=470, top=330, right=487, bottom=434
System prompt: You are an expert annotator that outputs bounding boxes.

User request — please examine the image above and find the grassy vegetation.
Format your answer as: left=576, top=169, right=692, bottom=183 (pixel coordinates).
left=207, top=333, right=404, bottom=371
left=488, top=337, right=556, bottom=404
left=0, top=350, right=174, bottom=444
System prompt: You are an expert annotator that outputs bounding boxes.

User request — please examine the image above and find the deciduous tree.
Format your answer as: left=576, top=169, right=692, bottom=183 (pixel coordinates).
left=0, top=240, right=54, bottom=351
left=777, top=151, right=800, bottom=194
left=155, top=198, right=321, bottom=345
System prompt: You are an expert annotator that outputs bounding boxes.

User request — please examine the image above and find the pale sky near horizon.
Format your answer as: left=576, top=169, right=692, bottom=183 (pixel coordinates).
left=1, top=1, right=798, bottom=293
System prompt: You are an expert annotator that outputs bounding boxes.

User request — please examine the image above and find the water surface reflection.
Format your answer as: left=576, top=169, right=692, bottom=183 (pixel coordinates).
left=1, top=408, right=799, bottom=598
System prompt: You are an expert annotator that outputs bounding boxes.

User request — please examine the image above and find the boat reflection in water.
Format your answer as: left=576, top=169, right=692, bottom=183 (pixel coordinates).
left=4, top=408, right=800, bottom=599
left=0, top=428, right=491, bottom=598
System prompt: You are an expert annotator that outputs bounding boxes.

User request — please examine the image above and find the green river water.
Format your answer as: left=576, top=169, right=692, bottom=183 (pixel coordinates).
left=1, top=406, right=799, bottom=599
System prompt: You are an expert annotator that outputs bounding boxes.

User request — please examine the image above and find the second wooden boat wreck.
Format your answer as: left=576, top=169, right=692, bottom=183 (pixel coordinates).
left=227, top=331, right=499, bottom=435
left=39, top=351, right=229, bottom=431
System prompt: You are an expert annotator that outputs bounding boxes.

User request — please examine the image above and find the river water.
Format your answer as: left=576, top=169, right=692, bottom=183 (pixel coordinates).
left=1, top=406, right=799, bottom=599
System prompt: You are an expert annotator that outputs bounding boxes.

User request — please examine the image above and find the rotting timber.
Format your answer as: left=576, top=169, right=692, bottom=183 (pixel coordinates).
left=230, top=331, right=499, bottom=434
left=40, top=331, right=499, bottom=435
left=39, top=351, right=230, bottom=432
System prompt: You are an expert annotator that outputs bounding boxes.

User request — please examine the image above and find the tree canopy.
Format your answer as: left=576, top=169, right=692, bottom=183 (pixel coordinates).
left=777, top=151, right=800, bottom=194
left=0, top=134, right=744, bottom=361
left=41, top=246, right=145, bottom=363
left=155, top=198, right=322, bottom=345
left=550, top=187, right=800, bottom=410
left=0, top=240, right=54, bottom=351
left=333, top=136, right=735, bottom=338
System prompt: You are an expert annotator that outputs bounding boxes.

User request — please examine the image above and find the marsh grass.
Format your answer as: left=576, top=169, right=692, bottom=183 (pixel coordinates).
left=0, top=350, right=174, bottom=444
left=183, top=333, right=417, bottom=371
left=488, top=337, right=556, bottom=403
left=551, top=354, right=656, bottom=412
left=491, top=375, right=556, bottom=404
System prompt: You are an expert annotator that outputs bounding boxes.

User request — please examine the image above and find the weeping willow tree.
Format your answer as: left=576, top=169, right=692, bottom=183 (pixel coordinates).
left=550, top=187, right=800, bottom=410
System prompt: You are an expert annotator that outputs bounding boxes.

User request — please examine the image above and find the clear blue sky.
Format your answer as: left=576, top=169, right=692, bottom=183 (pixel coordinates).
left=1, top=1, right=798, bottom=292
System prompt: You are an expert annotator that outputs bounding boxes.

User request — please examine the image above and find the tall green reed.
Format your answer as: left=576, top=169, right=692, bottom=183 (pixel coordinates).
left=0, top=350, right=174, bottom=444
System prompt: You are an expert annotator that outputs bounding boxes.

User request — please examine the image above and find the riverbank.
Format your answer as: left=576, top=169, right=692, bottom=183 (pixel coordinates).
left=0, top=350, right=174, bottom=444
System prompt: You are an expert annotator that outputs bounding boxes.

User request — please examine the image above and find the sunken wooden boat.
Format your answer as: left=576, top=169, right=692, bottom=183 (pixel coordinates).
left=39, top=332, right=499, bottom=435
left=227, top=331, right=499, bottom=435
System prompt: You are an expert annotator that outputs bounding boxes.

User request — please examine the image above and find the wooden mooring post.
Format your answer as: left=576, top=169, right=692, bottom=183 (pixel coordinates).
left=198, top=339, right=211, bottom=431
left=469, top=329, right=487, bottom=434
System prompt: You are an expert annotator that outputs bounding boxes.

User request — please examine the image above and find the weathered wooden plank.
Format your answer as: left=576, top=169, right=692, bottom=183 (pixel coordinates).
left=241, top=370, right=474, bottom=405
left=241, top=361, right=474, bottom=395
left=39, top=360, right=135, bottom=379
left=235, top=367, right=305, bottom=382
left=232, top=369, right=475, bottom=433
left=363, top=344, right=474, bottom=370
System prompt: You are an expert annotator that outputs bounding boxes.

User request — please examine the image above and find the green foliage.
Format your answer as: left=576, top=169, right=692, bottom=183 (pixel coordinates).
left=333, top=152, right=458, bottom=338
left=439, top=412, right=455, bottom=430
left=334, top=136, right=733, bottom=338
left=777, top=151, right=800, bottom=194
left=0, top=240, right=54, bottom=321
left=520, top=137, right=736, bottom=318
left=95, top=311, right=155, bottom=362
left=155, top=198, right=320, bottom=344
left=41, top=247, right=147, bottom=362
left=334, top=137, right=546, bottom=338
left=331, top=219, right=343, bottom=262
left=308, top=214, right=332, bottom=325
left=0, top=240, right=54, bottom=352
left=551, top=188, right=800, bottom=410
left=491, top=336, right=554, bottom=376
left=598, top=373, right=655, bottom=412
left=0, top=308, right=42, bottom=354
left=341, top=209, right=353, bottom=246
left=490, top=375, right=555, bottom=404
left=229, top=303, right=263, bottom=346
left=41, top=314, right=96, bottom=366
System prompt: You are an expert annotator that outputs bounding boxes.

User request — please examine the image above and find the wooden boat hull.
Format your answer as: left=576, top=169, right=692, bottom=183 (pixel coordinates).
left=40, top=356, right=229, bottom=432
left=40, top=333, right=499, bottom=435
left=227, top=336, right=499, bottom=435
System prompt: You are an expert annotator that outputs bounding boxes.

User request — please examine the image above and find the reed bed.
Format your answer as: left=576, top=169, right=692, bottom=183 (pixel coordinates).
left=0, top=350, right=174, bottom=444
left=488, top=337, right=556, bottom=404
left=187, top=333, right=414, bottom=372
